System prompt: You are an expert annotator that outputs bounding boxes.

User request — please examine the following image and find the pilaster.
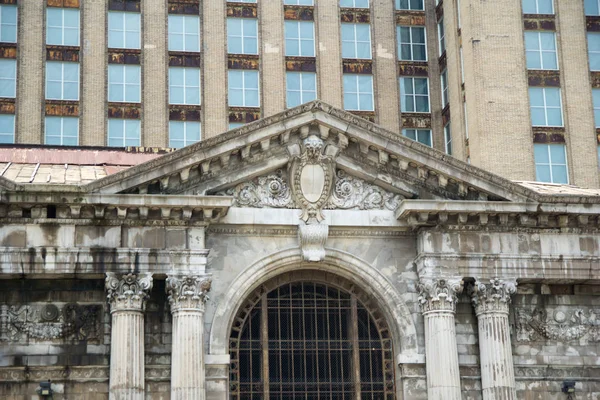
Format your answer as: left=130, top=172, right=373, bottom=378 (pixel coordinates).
left=105, top=272, right=153, bottom=400
left=418, top=277, right=463, bottom=400
left=469, top=278, right=518, bottom=400
left=167, top=274, right=212, bottom=400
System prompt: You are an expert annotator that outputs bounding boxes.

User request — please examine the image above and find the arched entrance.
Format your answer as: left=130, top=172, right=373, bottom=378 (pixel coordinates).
left=229, top=274, right=395, bottom=400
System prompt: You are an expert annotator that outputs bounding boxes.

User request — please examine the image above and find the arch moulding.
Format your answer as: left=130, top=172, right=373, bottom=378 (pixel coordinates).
left=208, top=247, right=419, bottom=359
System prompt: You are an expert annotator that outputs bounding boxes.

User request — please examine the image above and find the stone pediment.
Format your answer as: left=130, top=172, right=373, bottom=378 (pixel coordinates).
left=82, top=101, right=539, bottom=204
left=215, top=168, right=402, bottom=212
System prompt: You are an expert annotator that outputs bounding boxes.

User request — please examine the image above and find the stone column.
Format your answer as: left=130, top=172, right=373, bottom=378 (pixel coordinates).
left=105, top=272, right=154, bottom=400
left=418, top=278, right=464, bottom=400
left=469, top=278, right=518, bottom=400
left=166, top=274, right=212, bottom=400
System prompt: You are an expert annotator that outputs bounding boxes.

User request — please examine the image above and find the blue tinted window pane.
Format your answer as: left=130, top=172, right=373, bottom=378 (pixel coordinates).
left=586, top=0, right=600, bottom=16
left=549, top=144, right=566, bottom=164
left=0, top=59, right=16, bottom=98
left=538, top=0, right=553, bottom=14
left=535, top=165, right=551, bottom=182
left=534, top=144, right=550, bottom=163
left=0, top=114, right=14, bottom=143
left=551, top=165, right=568, bottom=184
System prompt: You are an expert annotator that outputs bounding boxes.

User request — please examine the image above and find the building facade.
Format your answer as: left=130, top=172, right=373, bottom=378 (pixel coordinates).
left=1, top=103, right=600, bottom=399
left=0, top=0, right=599, bottom=186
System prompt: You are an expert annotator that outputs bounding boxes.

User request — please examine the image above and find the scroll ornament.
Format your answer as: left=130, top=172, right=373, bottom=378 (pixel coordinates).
left=418, top=278, right=464, bottom=313
left=166, top=274, right=212, bottom=312
left=105, top=272, right=154, bottom=312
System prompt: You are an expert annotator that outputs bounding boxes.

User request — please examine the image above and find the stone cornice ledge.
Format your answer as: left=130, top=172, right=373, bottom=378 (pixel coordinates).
left=0, top=248, right=210, bottom=278
left=0, top=193, right=233, bottom=222
left=415, top=253, right=600, bottom=282
left=397, top=200, right=600, bottom=228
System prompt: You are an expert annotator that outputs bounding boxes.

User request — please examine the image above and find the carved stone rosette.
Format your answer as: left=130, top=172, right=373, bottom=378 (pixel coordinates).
left=418, top=277, right=464, bottom=314
left=166, top=274, right=212, bottom=314
left=469, top=278, right=517, bottom=316
left=105, top=272, right=153, bottom=313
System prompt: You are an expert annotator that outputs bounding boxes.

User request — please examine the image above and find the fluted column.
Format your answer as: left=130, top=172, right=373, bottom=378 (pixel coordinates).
left=105, top=273, right=153, bottom=400
left=418, top=278, right=464, bottom=400
left=167, top=274, right=212, bottom=400
left=469, top=278, right=518, bottom=400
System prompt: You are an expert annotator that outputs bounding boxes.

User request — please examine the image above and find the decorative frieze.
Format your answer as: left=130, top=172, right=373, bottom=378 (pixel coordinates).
left=106, top=272, right=153, bottom=312
left=166, top=274, right=212, bottom=313
left=516, top=307, right=600, bottom=342
left=0, top=303, right=102, bottom=342
left=418, top=278, right=464, bottom=313
left=469, top=278, right=517, bottom=315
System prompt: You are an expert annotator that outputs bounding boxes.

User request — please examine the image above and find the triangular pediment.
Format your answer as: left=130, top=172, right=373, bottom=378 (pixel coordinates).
left=83, top=101, right=538, bottom=204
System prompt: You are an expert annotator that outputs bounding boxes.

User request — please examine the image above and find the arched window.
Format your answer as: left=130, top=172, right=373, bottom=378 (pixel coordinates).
left=229, top=281, right=395, bottom=399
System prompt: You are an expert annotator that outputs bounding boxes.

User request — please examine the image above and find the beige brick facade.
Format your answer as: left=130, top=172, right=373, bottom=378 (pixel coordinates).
left=16, top=0, right=44, bottom=144
left=81, top=0, right=107, bottom=146
left=4, top=0, right=600, bottom=187
left=557, top=0, right=598, bottom=187
left=260, top=0, right=285, bottom=117
left=142, top=0, right=168, bottom=147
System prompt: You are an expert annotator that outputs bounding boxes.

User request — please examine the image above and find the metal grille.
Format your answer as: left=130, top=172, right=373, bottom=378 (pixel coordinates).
left=230, top=281, right=395, bottom=400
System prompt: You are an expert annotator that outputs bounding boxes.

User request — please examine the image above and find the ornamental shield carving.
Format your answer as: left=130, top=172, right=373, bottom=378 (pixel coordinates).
left=288, top=133, right=337, bottom=222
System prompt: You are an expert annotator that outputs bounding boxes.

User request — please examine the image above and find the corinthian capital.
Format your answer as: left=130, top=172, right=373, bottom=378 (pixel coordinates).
left=105, top=272, right=153, bottom=312
left=469, top=278, right=517, bottom=315
left=418, top=277, right=464, bottom=314
left=166, top=274, right=212, bottom=313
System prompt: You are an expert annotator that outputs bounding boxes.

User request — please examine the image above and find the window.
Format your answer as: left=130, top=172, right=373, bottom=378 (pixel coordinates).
left=341, top=23, right=371, bottom=59
left=169, top=121, right=201, bottom=148
left=343, top=74, right=374, bottom=111
left=286, top=72, right=317, bottom=107
left=230, top=282, right=395, bottom=399
left=168, top=15, right=200, bottom=52
left=233, top=0, right=256, bottom=2
left=284, top=21, right=315, bottom=57
left=444, top=123, right=452, bottom=155
left=46, top=8, right=80, bottom=46
left=227, top=18, right=258, bottom=55
left=46, top=62, right=79, bottom=100
left=108, top=11, right=140, bottom=49
left=586, top=0, right=600, bottom=16
left=400, top=77, right=429, bottom=113
left=228, top=70, right=260, bottom=107
left=45, top=116, right=78, bottom=146
left=525, top=31, right=557, bottom=70
left=441, top=69, right=448, bottom=108
left=588, top=33, right=600, bottom=71
left=340, top=0, right=369, bottom=8
left=437, top=18, right=445, bottom=56
left=284, top=0, right=314, bottom=4
left=169, top=67, right=201, bottom=105
left=229, top=122, right=245, bottom=129
left=402, top=129, right=432, bottom=146
left=396, top=0, right=424, bottom=10
left=528, top=87, right=562, bottom=126
left=522, top=0, right=554, bottom=14
left=397, top=26, right=427, bottom=61
left=534, top=144, right=568, bottom=183
left=108, top=119, right=141, bottom=147
left=0, top=114, right=14, bottom=143
left=108, top=65, right=141, bottom=103
left=0, top=5, right=17, bottom=43
left=0, top=59, right=16, bottom=98
left=593, top=89, right=600, bottom=128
